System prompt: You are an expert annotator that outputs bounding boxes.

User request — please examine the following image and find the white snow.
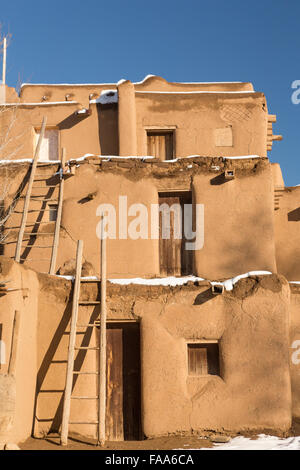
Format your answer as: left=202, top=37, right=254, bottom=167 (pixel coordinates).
left=223, top=155, right=260, bottom=160
left=1, top=101, right=78, bottom=107
left=117, top=79, right=127, bottom=86
left=109, top=276, right=205, bottom=286
left=76, top=108, right=89, bottom=114
left=210, top=271, right=272, bottom=291
left=52, top=272, right=273, bottom=289
left=135, top=90, right=255, bottom=95
left=206, top=434, right=300, bottom=450
left=90, top=90, right=118, bottom=104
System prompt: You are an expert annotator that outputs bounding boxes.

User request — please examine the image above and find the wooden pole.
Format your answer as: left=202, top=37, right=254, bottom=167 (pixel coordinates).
left=98, top=222, right=107, bottom=446
left=8, top=310, right=20, bottom=376
left=2, top=37, right=7, bottom=85
left=61, top=240, right=83, bottom=446
left=15, top=116, right=47, bottom=262
left=49, top=148, right=66, bottom=274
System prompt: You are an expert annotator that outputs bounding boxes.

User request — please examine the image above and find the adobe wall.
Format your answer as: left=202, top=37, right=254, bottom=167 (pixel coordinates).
left=274, top=186, right=300, bottom=280
left=0, top=258, right=39, bottom=444
left=290, top=286, right=300, bottom=419
left=2, top=156, right=276, bottom=279
left=0, top=259, right=295, bottom=442
left=33, top=272, right=292, bottom=438
left=0, top=103, right=119, bottom=161
left=134, top=92, right=268, bottom=158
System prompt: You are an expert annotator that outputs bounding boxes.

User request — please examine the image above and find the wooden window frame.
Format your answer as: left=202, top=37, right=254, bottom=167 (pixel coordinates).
left=144, top=126, right=176, bottom=159
left=187, top=340, right=220, bottom=377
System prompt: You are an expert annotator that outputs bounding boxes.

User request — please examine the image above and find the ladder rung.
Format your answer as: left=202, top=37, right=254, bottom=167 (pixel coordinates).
left=80, top=278, right=100, bottom=283
left=26, top=222, right=55, bottom=227
left=69, top=421, right=99, bottom=424
left=14, top=209, right=53, bottom=213
left=73, top=371, right=99, bottom=375
left=31, top=185, right=58, bottom=188
left=77, top=323, right=99, bottom=327
left=20, top=258, right=50, bottom=261
left=74, top=347, right=99, bottom=350
left=25, top=232, right=54, bottom=235
left=21, top=245, right=53, bottom=248
left=71, top=396, right=99, bottom=400
left=19, top=196, right=58, bottom=201
left=79, top=301, right=100, bottom=305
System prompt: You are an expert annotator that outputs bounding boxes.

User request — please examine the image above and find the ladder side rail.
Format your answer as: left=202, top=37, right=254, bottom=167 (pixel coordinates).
left=49, top=148, right=66, bottom=274
left=15, top=117, right=47, bottom=262
left=60, top=240, right=83, bottom=446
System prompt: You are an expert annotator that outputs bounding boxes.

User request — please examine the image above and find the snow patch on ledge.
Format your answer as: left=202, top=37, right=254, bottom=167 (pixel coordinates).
left=0, top=158, right=60, bottom=166
left=66, top=154, right=260, bottom=165
left=210, top=271, right=272, bottom=291
left=90, top=89, right=118, bottom=104
left=53, top=272, right=273, bottom=290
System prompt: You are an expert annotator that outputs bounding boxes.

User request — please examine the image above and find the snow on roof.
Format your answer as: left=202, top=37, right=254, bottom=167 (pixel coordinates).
left=90, top=89, right=118, bottom=104
left=1, top=101, right=78, bottom=107
left=21, top=83, right=115, bottom=88
left=66, top=154, right=261, bottom=164
left=53, top=272, right=273, bottom=289
left=0, top=158, right=61, bottom=166
left=135, top=90, right=255, bottom=95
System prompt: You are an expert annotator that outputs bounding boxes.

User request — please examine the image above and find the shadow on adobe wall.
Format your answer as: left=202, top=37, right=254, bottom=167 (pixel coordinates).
left=288, top=208, right=300, bottom=222
left=96, top=103, right=119, bottom=155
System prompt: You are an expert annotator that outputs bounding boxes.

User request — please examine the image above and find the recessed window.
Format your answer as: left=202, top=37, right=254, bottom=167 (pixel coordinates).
left=48, top=204, right=58, bottom=222
left=147, top=131, right=174, bottom=160
left=187, top=342, right=220, bottom=376
left=34, top=128, right=59, bottom=162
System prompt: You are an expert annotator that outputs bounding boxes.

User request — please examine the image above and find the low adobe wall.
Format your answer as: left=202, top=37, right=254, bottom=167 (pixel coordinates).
left=0, top=258, right=39, bottom=444
left=34, top=270, right=292, bottom=438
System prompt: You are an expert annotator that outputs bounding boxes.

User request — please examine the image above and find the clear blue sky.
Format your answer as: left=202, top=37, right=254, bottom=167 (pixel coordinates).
left=1, top=0, right=300, bottom=185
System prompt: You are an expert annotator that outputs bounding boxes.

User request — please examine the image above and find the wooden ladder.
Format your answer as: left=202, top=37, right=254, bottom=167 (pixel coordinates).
left=14, top=117, right=66, bottom=274
left=61, top=237, right=107, bottom=446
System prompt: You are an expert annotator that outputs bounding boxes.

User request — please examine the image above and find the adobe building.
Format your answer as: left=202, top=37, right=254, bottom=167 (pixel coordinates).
left=0, top=75, right=299, bottom=445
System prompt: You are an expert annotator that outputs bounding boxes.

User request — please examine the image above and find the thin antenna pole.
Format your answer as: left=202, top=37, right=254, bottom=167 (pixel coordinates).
left=98, top=221, right=107, bottom=446
left=2, top=37, right=7, bottom=85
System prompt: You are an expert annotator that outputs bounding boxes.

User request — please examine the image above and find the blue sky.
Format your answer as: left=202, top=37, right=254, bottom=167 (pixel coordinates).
left=1, top=0, right=300, bottom=185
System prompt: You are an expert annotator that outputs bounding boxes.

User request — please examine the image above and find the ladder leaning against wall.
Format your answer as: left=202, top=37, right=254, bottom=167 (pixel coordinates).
left=60, top=236, right=107, bottom=447
left=13, top=116, right=66, bottom=274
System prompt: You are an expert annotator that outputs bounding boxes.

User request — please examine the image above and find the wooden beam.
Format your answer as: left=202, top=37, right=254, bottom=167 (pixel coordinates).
left=8, top=310, right=20, bottom=376
left=60, top=240, right=83, bottom=446
left=49, top=148, right=66, bottom=275
left=268, top=114, right=277, bottom=123
left=15, top=117, right=47, bottom=262
left=2, top=37, right=7, bottom=85
left=98, top=224, right=107, bottom=446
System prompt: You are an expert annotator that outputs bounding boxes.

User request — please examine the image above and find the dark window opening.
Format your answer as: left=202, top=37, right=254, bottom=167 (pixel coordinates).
left=187, top=343, right=220, bottom=376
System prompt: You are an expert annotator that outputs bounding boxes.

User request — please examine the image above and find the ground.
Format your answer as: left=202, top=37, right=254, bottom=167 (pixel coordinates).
left=19, top=421, right=300, bottom=451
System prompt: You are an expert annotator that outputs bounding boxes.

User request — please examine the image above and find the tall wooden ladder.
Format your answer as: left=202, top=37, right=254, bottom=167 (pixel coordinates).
left=61, top=237, right=107, bottom=446
left=14, top=117, right=66, bottom=274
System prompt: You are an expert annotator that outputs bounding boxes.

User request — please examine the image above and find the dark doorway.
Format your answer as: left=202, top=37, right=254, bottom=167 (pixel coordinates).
left=106, top=322, right=142, bottom=441
left=159, top=191, right=194, bottom=276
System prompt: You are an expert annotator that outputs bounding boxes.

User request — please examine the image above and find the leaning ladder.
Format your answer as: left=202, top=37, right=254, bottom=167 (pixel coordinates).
left=60, top=237, right=107, bottom=446
left=14, top=117, right=66, bottom=274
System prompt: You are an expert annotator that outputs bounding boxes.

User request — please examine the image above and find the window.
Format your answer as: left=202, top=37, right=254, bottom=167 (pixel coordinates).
left=48, top=204, right=58, bottom=222
left=147, top=131, right=174, bottom=160
left=34, top=128, right=59, bottom=161
left=187, top=342, right=220, bottom=376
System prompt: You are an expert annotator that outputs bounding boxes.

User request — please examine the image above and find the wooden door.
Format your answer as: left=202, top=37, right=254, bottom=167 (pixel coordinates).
left=106, top=323, right=142, bottom=441
left=147, top=131, right=173, bottom=160
left=159, top=192, right=194, bottom=276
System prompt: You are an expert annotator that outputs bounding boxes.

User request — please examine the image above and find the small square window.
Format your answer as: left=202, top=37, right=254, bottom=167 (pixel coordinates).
left=187, top=342, right=220, bottom=376
left=48, top=204, right=58, bottom=222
